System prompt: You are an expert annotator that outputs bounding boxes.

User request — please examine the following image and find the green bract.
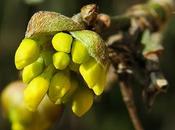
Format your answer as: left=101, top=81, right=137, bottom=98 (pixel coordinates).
left=70, top=30, right=108, bottom=67
left=15, top=11, right=109, bottom=117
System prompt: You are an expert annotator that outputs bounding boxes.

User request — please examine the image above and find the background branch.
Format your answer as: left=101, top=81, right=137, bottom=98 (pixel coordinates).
left=119, top=81, right=144, bottom=130
left=106, top=1, right=174, bottom=130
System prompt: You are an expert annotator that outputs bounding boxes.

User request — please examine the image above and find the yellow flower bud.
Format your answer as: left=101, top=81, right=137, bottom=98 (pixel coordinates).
left=22, top=57, right=44, bottom=84
left=15, top=38, right=40, bottom=70
left=24, top=65, right=55, bottom=111
left=48, top=70, right=71, bottom=104
left=92, top=68, right=107, bottom=95
left=72, top=87, right=93, bottom=117
left=71, top=39, right=90, bottom=64
left=52, top=32, right=73, bottom=53
left=24, top=77, right=49, bottom=111
left=40, top=50, right=53, bottom=66
left=79, top=58, right=103, bottom=89
left=53, top=52, right=70, bottom=70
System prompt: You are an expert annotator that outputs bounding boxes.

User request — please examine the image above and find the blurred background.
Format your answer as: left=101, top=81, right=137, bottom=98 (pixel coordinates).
left=0, top=0, right=175, bottom=130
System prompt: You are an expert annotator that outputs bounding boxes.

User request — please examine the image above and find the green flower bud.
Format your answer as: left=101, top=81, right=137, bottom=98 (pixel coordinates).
left=53, top=52, right=70, bottom=70
left=71, top=39, right=90, bottom=64
left=24, top=65, right=55, bottom=111
left=79, top=58, right=103, bottom=89
left=72, top=87, right=93, bottom=117
left=22, top=57, right=44, bottom=84
left=61, top=76, right=79, bottom=103
left=40, top=50, right=53, bottom=66
left=48, top=70, right=71, bottom=104
left=52, top=32, right=73, bottom=53
left=15, top=38, right=40, bottom=70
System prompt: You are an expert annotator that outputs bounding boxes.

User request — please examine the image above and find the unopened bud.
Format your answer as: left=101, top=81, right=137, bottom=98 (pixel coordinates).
left=92, top=69, right=107, bottom=95
left=15, top=38, right=40, bottom=70
left=79, top=58, right=103, bottom=89
left=72, top=87, right=93, bottom=117
left=48, top=70, right=71, bottom=104
left=52, top=32, right=73, bottom=53
left=22, top=57, right=44, bottom=83
left=71, top=39, right=90, bottom=64
left=53, top=52, right=70, bottom=70
left=24, top=65, right=55, bottom=111
left=61, top=76, right=79, bottom=103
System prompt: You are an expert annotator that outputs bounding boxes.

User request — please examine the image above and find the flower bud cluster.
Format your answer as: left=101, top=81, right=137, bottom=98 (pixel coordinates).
left=15, top=31, right=108, bottom=116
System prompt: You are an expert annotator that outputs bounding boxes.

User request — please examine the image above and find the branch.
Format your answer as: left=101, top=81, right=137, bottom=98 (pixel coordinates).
left=106, top=1, right=173, bottom=130
left=119, top=81, right=144, bottom=130
left=100, top=15, right=131, bottom=39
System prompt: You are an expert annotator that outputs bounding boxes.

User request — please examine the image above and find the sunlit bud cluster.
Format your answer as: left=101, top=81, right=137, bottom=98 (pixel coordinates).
left=15, top=30, right=108, bottom=116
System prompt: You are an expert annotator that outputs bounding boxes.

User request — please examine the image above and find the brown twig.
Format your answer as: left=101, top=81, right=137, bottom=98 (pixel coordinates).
left=119, top=81, right=144, bottom=130
left=73, top=1, right=173, bottom=130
